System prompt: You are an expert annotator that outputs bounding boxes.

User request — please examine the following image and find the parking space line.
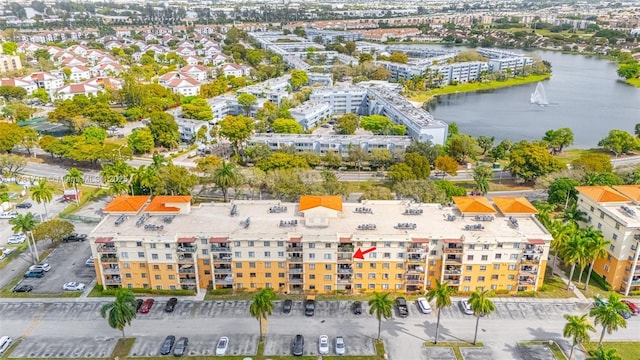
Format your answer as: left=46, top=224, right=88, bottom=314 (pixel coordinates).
left=21, top=319, right=40, bottom=338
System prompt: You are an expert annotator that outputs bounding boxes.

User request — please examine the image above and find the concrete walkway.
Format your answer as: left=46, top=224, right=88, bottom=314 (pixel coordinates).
left=548, top=256, right=588, bottom=302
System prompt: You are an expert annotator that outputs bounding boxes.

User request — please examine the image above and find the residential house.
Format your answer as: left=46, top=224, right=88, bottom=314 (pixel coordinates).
left=55, top=83, right=101, bottom=100
left=63, top=65, right=92, bottom=82
left=25, top=71, right=64, bottom=90
left=0, top=78, right=37, bottom=95
left=179, top=64, right=209, bottom=82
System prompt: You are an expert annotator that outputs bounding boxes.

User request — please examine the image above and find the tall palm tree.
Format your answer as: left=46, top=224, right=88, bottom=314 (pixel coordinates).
left=30, top=179, right=53, bottom=220
left=100, top=288, right=137, bottom=339
left=249, top=288, right=276, bottom=340
left=368, top=292, right=394, bottom=340
left=133, top=165, right=158, bottom=196
left=213, top=161, right=241, bottom=202
left=64, top=167, right=84, bottom=205
left=101, top=160, right=133, bottom=193
left=561, top=233, right=590, bottom=290
left=560, top=204, right=587, bottom=226
left=534, top=201, right=554, bottom=229
left=426, top=280, right=457, bottom=344
left=563, top=314, right=595, bottom=360
left=468, top=289, right=496, bottom=345
left=586, top=346, right=622, bottom=360
left=583, top=228, right=610, bottom=290
left=589, top=294, right=628, bottom=346
left=549, top=221, right=574, bottom=275
left=9, top=213, right=39, bottom=264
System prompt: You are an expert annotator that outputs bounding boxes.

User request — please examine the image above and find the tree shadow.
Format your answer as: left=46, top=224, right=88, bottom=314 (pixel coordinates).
left=527, top=326, right=561, bottom=341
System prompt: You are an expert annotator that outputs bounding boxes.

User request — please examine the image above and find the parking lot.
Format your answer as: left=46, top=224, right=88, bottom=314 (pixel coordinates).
left=264, top=334, right=375, bottom=357
left=128, top=335, right=258, bottom=357
left=13, top=223, right=95, bottom=294
left=9, top=336, right=118, bottom=358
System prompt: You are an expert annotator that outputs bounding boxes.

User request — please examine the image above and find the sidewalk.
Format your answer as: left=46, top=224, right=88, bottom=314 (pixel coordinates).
left=549, top=255, right=588, bottom=302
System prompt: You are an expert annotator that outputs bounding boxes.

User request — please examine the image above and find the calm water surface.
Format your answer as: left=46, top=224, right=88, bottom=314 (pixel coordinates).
left=426, top=51, right=640, bottom=148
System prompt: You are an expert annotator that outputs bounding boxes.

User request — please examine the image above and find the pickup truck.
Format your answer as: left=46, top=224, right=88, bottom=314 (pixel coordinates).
left=396, top=297, right=409, bottom=318
left=304, top=295, right=316, bottom=317
left=63, top=233, right=87, bottom=242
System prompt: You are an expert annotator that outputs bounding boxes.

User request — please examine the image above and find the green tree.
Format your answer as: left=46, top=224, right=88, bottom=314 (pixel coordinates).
left=256, top=152, right=309, bottom=172
left=507, top=141, right=563, bottom=182
left=389, top=52, right=408, bottom=64
left=560, top=204, right=588, bottom=226
left=0, top=153, right=27, bottom=176
left=128, top=128, right=155, bottom=154
left=237, top=93, right=257, bottom=116
left=33, top=219, right=74, bottom=245
left=246, top=49, right=264, bottom=66
left=64, top=168, right=84, bottom=205
left=571, top=153, right=613, bottom=173
left=561, top=232, right=590, bottom=290
left=0, top=122, right=23, bottom=152
left=476, top=135, right=494, bottom=155
left=586, top=346, right=622, bottom=360
left=368, top=292, right=394, bottom=340
left=335, top=113, right=359, bottom=135
left=154, top=164, right=198, bottom=196
left=9, top=212, right=39, bottom=263
left=32, top=88, right=50, bottom=103
left=598, top=130, right=639, bottom=156
left=344, top=41, right=356, bottom=55
left=617, top=62, right=640, bottom=79
left=549, top=221, right=575, bottom=275
left=447, top=134, right=479, bottom=163
left=404, top=153, right=431, bottom=179
left=472, top=165, right=493, bottom=195
left=214, top=161, right=242, bottom=202
left=249, top=288, right=277, bottom=340
left=30, top=179, right=54, bottom=220
left=100, top=288, right=137, bottom=339
left=434, top=155, right=459, bottom=177
left=427, top=280, right=457, bottom=344
left=563, top=314, right=595, bottom=360
left=548, top=178, right=580, bottom=207
left=290, top=69, right=309, bottom=90
left=82, top=126, right=107, bottom=144
left=272, top=118, right=303, bottom=134
left=360, top=115, right=397, bottom=135
left=488, top=139, right=513, bottom=161
left=468, top=289, right=496, bottom=345
left=589, top=294, right=628, bottom=346
left=542, top=128, right=574, bottom=153
left=2, top=41, right=17, bottom=55
left=388, top=163, right=416, bottom=183
left=148, top=111, right=179, bottom=149
left=583, top=228, right=609, bottom=290
left=219, top=115, right=255, bottom=155
left=181, top=97, right=213, bottom=121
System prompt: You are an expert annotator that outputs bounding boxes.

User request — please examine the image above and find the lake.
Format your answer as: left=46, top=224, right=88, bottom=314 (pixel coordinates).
left=425, top=50, right=640, bottom=148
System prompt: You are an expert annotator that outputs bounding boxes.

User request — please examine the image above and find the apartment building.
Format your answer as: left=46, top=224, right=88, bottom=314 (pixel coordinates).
left=575, top=185, right=640, bottom=295
left=309, top=86, right=368, bottom=115
left=0, top=55, right=22, bottom=73
left=432, top=61, right=490, bottom=85
left=90, top=195, right=551, bottom=295
left=290, top=101, right=332, bottom=130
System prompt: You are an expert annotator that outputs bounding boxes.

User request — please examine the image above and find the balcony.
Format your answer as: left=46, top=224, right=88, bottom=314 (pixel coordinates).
left=288, top=277, right=303, bottom=284
left=519, top=266, right=538, bottom=275
left=337, top=267, right=353, bottom=274
left=337, top=277, right=352, bottom=284
left=623, top=277, right=640, bottom=286
left=177, top=246, right=197, bottom=253
left=102, top=267, right=120, bottom=275
left=446, top=280, right=460, bottom=286
left=211, top=245, right=231, bottom=252
left=104, top=277, right=121, bottom=285
left=178, top=268, right=196, bottom=274
left=212, top=255, right=232, bottom=262
left=178, top=255, right=195, bottom=264
left=524, top=246, right=544, bottom=255
left=286, top=245, right=303, bottom=252
left=101, top=256, right=118, bottom=263
left=407, top=246, right=427, bottom=254
left=444, top=266, right=462, bottom=275
left=443, top=246, right=463, bottom=254
left=521, top=256, right=540, bottom=264
left=337, top=254, right=353, bottom=263
left=444, top=256, right=462, bottom=264
left=179, top=278, right=197, bottom=285
left=338, top=245, right=354, bottom=253
left=288, top=267, right=304, bottom=274
left=97, top=245, right=117, bottom=253
left=408, top=254, right=424, bottom=263
left=518, top=279, right=536, bottom=286
left=287, top=255, right=303, bottom=262
left=406, top=266, right=425, bottom=274
left=406, top=278, right=423, bottom=285
left=214, top=267, right=232, bottom=274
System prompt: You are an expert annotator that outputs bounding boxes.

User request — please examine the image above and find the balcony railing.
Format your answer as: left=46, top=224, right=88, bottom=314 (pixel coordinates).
left=337, top=268, right=353, bottom=274
left=177, top=246, right=197, bottom=253
left=104, top=278, right=121, bottom=285
left=210, top=246, right=231, bottom=252
left=286, top=246, right=303, bottom=252
left=444, top=257, right=462, bottom=264
left=103, top=268, right=120, bottom=275
left=212, top=255, right=232, bottom=262
left=443, top=247, right=463, bottom=254
left=101, top=256, right=118, bottom=263
left=406, top=279, right=423, bottom=285
left=97, top=246, right=117, bottom=253
left=337, top=278, right=352, bottom=284
left=288, top=277, right=303, bottom=284
left=179, top=278, right=197, bottom=284
left=178, top=255, right=195, bottom=263
left=521, top=257, right=540, bottom=264
left=288, top=267, right=304, bottom=274
left=444, top=269, right=462, bottom=275
left=178, top=268, right=196, bottom=274
left=338, top=245, right=354, bottom=252
left=407, top=247, right=427, bottom=253
left=447, top=280, right=461, bottom=286
left=214, top=267, right=232, bottom=274
left=287, top=255, right=303, bottom=262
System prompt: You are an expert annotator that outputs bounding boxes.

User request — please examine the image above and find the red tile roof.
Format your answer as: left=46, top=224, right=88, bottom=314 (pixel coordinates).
left=299, top=196, right=343, bottom=212
left=145, top=196, right=192, bottom=213
left=492, top=197, right=538, bottom=215
left=103, top=195, right=150, bottom=213
left=452, top=196, right=496, bottom=214
left=575, top=186, right=629, bottom=203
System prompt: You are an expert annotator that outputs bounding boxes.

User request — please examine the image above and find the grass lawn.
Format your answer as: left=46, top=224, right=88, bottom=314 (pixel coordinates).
left=536, top=268, right=577, bottom=299
left=424, top=341, right=484, bottom=360
left=408, top=74, right=551, bottom=103
left=626, top=78, right=640, bottom=88
left=519, top=341, right=566, bottom=360
left=582, top=342, right=640, bottom=359
left=554, top=148, right=603, bottom=166
left=58, top=186, right=108, bottom=217
left=557, top=263, right=617, bottom=300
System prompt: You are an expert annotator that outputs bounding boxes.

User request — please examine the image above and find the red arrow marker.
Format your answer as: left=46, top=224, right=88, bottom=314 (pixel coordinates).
left=353, top=247, right=377, bottom=260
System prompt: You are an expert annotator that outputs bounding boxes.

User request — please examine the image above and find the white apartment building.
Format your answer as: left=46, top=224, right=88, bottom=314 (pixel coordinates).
left=248, top=134, right=412, bottom=157
left=309, top=86, right=368, bottom=115
left=290, top=101, right=332, bottom=130
left=432, top=62, right=489, bottom=85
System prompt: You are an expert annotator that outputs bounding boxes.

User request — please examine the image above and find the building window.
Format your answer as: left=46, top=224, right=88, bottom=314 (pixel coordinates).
left=201, top=238, right=207, bottom=245
left=429, top=250, right=436, bottom=256
left=479, top=265, right=486, bottom=271
left=324, top=254, right=332, bottom=260
left=141, top=273, right=147, bottom=278
left=250, top=283, right=256, bottom=288
left=491, top=285, right=498, bottom=290
left=464, top=276, right=471, bottom=281
left=615, top=223, right=621, bottom=230
left=478, top=276, right=485, bottom=282
left=277, top=241, right=284, bottom=247
left=125, top=273, right=132, bottom=278
left=609, top=244, right=615, bottom=251
left=370, top=263, right=376, bottom=269
left=309, top=253, right=315, bottom=259
left=264, top=241, right=270, bottom=247
left=383, top=252, right=391, bottom=259
left=324, top=285, right=331, bottom=291
left=590, top=206, right=594, bottom=212
left=265, top=262, right=271, bottom=268
left=463, top=286, right=470, bottom=292
left=139, top=263, right=146, bottom=268
left=278, top=251, right=284, bottom=257
left=236, top=263, right=242, bottom=268
left=138, top=252, right=144, bottom=258
left=278, top=262, right=285, bottom=268
left=153, top=265, right=160, bottom=270
left=165, top=254, right=173, bottom=260
left=234, top=241, right=240, bottom=247
left=136, top=241, right=142, bottom=247
left=495, top=254, right=502, bottom=260
left=308, top=243, right=315, bottom=249
left=265, top=273, right=271, bottom=278
left=325, top=243, right=331, bottom=248
left=613, top=234, right=618, bottom=241
left=355, top=273, right=363, bottom=279
left=279, top=273, right=285, bottom=278
left=235, top=251, right=241, bottom=257
left=236, top=273, right=243, bottom=278
left=309, top=274, right=316, bottom=280
left=265, top=251, right=271, bottom=257
left=466, top=265, right=473, bottom=271
left=481, top=255, right=488, bottom=261
left=155, top=275, right=161, bottom=280
left=604, top=264, right=609, bottom=272
left=368, top=273, right=376, bottom=279
left=325, top=264, right=331, bottom=270
left=506, top=285, right=513, bottom=291
left=497, top=243, right=503, bottom=248
left=248, top=241, right=254, bottom=247
left=368, top=284, right=375, bottom=289
left=469, top=244, right=475, bottom=250
left=156, top=286, right=162, bottom=290
left=324, top=275, right=332, bottom=280
left=429, top=261, right=436, bottom=266
left=508, top=264, right=516, bottom=270
left=382, top=284, right=389, bottom=289
left=165, top=243, right=171, bottom=249
left=510, top=254, right=519, bottom=260
left=597, top=223, right=602, bottom=230
left=494, top=264, right=500, bottom=270
left=202, top=249, right=208, bottom=255
left=513, top=243, right=520, bottom=249
left=309, top=285, right=316, bottom=290
left=250, top=273, right=256, bottom=278
left=151, top=254, right=158, bottom=260
left=492, top=275, right=499, bottom=280
left=150, top=243, right=156, bottom=249
left=169, top=275, right=175, bottom=280
left=249, top=262, right=256, bottom=268
left=508, top=275, right=515, bottom=280
left=483, top=244, right=490, bottom=250
left=248, top=251, right=255, bottom=258
left=385, top=242, right=391, bottom=247
left=357, top=263, right=363, bottom=269
left=383, top=263, right=390, bottom=269
left=123, top=263, right=130, bottom=269
left=369, top=252, right=377, bottom=259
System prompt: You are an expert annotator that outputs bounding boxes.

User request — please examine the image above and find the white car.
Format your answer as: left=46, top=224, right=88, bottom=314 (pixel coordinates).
left=0, top=212, right=18, bottom=219
left=215, top=336, right=229, bottom=356
left=85, top=257, right=94, bottom=266
left=7, top=234, right=26, bottom=244
left=318, top=335, right=329, bottom=355
left=29, top=263, right=51, bottom=272
left=62, top=282, right=85, bottom=291
left=0, top=336, right=12, bottom=355
left=416, top=297, right=432, bottom=314
left=335, top=336, right=345, bottom=356
left=0, top=247, right=15, bottom=257
left=460, top=300, right=473, bottom=315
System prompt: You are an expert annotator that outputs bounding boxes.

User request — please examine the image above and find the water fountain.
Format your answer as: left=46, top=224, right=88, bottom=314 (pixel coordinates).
left=530, top=82, right=549, bottom=105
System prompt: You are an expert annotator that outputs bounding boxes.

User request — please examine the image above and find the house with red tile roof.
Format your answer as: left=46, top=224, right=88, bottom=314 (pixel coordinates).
left=0, top=77, right=37, bottom=95
left=55, top=83, right=100, bottom=100
left=63, top=65, right=92, bottom=82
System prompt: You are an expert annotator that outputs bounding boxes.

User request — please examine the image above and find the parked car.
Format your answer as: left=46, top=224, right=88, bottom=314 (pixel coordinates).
left=139, top=298, right=154, bottom=314
left=416, top=297, right=432, bottom=314
left=29, top=263, right=51, bottom=272
left=594, top=296, right=630, bottom=319
left=16, top=202, right=32, bottom=209
left=160, top=335, right=175, bottom=355
left=459, top=300, right=473, bottom=315
left=62, top=282, right=85, bottom=291
left=292, top=334, right=304, bottom=356
left=304, top=296, right=315, bottom=317
left=173, top=336, right=188, bottom=356
left=396, top=297, right=409, bottom=318
left=318, top=335, right=329, bottom=355
left=0, top=212, right=18, bottom=219
left=63, top=233, right=87, bottom=242
left=135, top=299, right=144, bottom=312
left=164, top=297, right=178, bottom=312
left=335, top=336, right=345, bottom=356
left=0, top=336, right=12, bottom=355
left=622, top=300, right=639, bottom=315
left=85, top=257, right=94, bottom=266
left=24, top=269, right=44, bottom=278
left=7, top=234, right=26, bottom=244
left=11, top=284, right=33, bottom=293
left=283, top=299, right=292, bottom=314
left=352, top=301, right=362, bottom=315
left=215, top=336, right=229, bottom=356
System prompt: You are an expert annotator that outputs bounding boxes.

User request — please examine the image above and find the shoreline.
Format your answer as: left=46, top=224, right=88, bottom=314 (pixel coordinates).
left=407, top=73, right=552, bottom=103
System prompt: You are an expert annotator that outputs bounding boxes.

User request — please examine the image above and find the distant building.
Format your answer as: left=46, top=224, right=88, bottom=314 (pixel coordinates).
left=0, top=55, right=22, bottom=73
left=290, top=101, right=332, bottom=130
left=309, top=86, right=368, bottom=114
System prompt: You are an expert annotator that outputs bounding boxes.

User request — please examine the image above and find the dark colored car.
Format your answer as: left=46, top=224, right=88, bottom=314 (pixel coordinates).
left=16, top=202, right=32, bottom=209
left=352, top=301, right=362, bottom=315
left=621, top=300, right=639, bottom=315
left=160, top=335, right=175, bottom=355
left=173, top=337, right=188, bottom=356
left=139, top=298, right=154, bottom=314
left=135, top=299, right=144, bottom=312
left=304, top=299, right=315, bottom=317
left=292, top=334, right=304, bottom=356
left=62, top=233, right=87, bottom=242
left=283, top=299, right=293, bottom=314
left=24, top=269, right=44, bottom=278
left=165, top=297, right=178, bottom=312
left=11, top=284, right=33, bottom=292
left=396, top=297, right=409, bottom=318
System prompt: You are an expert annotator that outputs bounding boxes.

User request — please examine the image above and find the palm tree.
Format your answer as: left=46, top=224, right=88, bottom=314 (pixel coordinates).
left=9, top=212, right=39, bottom=264
left=549, top=221, right=574, bottom=275
left=534, top=201, right=554, bottom=229
left=133, top=165, right=158, bottom=196
left=586, top=346, right=622, bottom=360
left=468, top=289, right=496, bottom=345
left=583, top=228, right=610, bottom=290
left=563, top=314, right=595, bottom=360
left=213, top=161, right=241, bottom=202
left=101, top=160, right=132, bottom=194
left=100, top=288, right=137, bottom=339
left=30, top=179, right=53, bottom=220
left=64, top=167, right=84, bottom=205
left=427, top=280, right=457, bottom=344
left=589, top=294, right=628, bottom=346
left=472, top=165, right=493, bottom=195
left=368, top=292, right=394, bottom=340
left=249, top=288, right=276, bottom=340
left=560, top=204, right=587, bottom=226
left=561, top=233, right=589, bottom=290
